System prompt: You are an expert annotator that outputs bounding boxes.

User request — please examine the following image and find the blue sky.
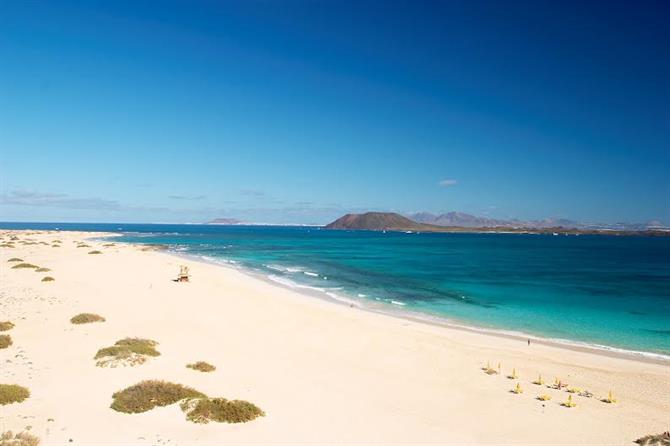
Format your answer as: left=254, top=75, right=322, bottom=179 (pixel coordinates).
left=1, top=1, right=668, bottom=224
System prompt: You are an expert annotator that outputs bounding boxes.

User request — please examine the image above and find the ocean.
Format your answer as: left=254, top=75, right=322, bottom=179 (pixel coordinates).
left=2, top=222, right=669, bottom=359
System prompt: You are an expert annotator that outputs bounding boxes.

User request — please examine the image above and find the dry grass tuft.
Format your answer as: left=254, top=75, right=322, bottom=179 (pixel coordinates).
left=0, top=335, right=12, bottom=349
left=111, top=380, right=205, bottom=414
left=0, top=244, right=15, bottom=248
left=0, top=322, right=14, bottom=332
left=70, top=313, right=105, bottom=324
left=0, top=384, right=30, bottom=405
left=0, top=430, right=40, bottom=446
left=7, top=258, right=23, bottom=263
left=77, top=244, right=91, bottom=248
left=95, top=338, right=160, bottom=367
left=635, top=433, right=670, bottom=446
left=186, top=361, right=216, bottom=373
left=11, top=263, right=38, bottom=269
left=35, top=268, right=50, bottom=272
left=41, top=277, right=55, bottom=282
left=180, top=397, right=265, bottom=424
left=103, top=243, right=116, bottom=247
left=88, top=250, right=102, bottom=255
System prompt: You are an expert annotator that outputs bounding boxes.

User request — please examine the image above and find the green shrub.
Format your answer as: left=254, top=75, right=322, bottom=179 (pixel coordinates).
left=88, top=250, right=102, bottom=255
left=41, top=277, right=55, bottom=282
left=111, top=380, right=205, bottom=414
left=0, top=335, right=11, bottom=349
left=0, top=384, right=30, bottom=405
left=7, top=258, right=23, bottom=262
left=95, top=338, right=160, bottom=366
left=181, top=397, right=264, bottom=424
left=0, top=430, right=40, bottom=446
left=0, top=322, right=14, bottom=332
left=11, top=263, right=38, bottom=269
left=187, top=361, right=216, bottom=373
left=70, top=313, right=105, bottom=324
left=77, top=244, right=91, bottom=248
left=35, top=267, right=50, bottom=272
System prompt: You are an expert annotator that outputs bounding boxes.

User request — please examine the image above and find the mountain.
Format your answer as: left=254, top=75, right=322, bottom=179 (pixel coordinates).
left=325, top=212, right=669, bottom=235
left=205, top=218, right=245, bottom=225
left=325, top=212, right=433, bottom=231
left=410, top=212, right=514, bottom=228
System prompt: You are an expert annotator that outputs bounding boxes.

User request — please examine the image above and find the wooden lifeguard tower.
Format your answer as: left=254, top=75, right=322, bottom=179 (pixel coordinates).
left=177, top=265, right=190, bottom=282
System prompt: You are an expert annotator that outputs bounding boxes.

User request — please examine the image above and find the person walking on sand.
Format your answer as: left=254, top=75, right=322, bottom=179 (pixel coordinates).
left=528, top=338, right=531, bottom=346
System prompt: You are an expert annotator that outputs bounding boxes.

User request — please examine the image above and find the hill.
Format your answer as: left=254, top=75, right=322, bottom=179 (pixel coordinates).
left=325, top=212, right=437, bottom=231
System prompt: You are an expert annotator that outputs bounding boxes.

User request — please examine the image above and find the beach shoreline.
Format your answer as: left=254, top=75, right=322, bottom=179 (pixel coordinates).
left=133, top=237, right=670, bottom=366
left=1, top=229, right=669, bottom=445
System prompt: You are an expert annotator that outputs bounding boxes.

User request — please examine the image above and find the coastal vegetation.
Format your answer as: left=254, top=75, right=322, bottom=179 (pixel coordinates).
left=88, top=250, right=102, bottom=255
left=95, top=338, right=160, bottom=366
left=110, top=380, right=264, bottom=424
left=70, top=313, right=105, bottom=324
left=111, top=380, right=204, bottom=413
left=0, top=430, right=39, bottom=446
left=0, top=322, right=14, bottom=332
left=11, top=263, right=38, bottom=269
left=186, top=361, right=216, bottom=372
left=41, top=277, right=55, bottom=282
left=0, top=335, right=12, bottom=349
left=181, top=397, right=265, bottom=424
left=634, top=433, right=670, bottom=445
left=7, top=258, right=22, bottom=262
left=0, top=384, right=30, bottom=405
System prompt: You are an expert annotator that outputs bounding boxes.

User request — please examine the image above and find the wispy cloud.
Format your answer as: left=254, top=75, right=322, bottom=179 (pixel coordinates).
left=438, top=179, right=458, bottom=187
left=168, top=195, right=205, bottom=201
left=239, top=189, right=267, bottom=198
left=0, top=189, right=121, bottom=210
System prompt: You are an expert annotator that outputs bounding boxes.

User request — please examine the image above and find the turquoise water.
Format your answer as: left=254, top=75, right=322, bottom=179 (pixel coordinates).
left=2, top=222, right=670, bottom=358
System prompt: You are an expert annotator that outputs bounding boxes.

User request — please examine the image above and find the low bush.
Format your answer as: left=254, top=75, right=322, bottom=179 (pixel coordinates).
left=181, top=397, right=265, bottom=424
left=70, top=313, right=105, bottom=324
left=6, top=258, right=23, bottom=262
left=11, top=263, right=38, bottom=269
left=35, top=268, right=50, bottom=272
left=41, top=277, right=55, bottom=282
left=95, top=338, right=160, bottom=367
left=0, top=430, right=39, bottom=446
left=634, top=433, right=670, bottom=445
left=186, top=361, right=216, bottom=373
left=111, top=380, right=205, bottom=414
left=88, top=250, right=102, bottom=255
left=0, top=335, right=12, bottom=349
left=0, top=384, right=30, bottom=405
left=0, top=322, right=14, bottom=332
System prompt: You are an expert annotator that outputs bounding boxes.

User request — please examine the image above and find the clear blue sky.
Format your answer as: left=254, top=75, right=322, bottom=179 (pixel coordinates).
left=1, top=1, right=668, bottom=224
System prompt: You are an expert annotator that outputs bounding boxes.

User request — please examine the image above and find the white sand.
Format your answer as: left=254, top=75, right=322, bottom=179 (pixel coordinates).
left=1, top=230, right=668, bottom=445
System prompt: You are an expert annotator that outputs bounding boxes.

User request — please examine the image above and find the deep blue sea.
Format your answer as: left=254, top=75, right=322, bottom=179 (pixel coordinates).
left=3, top=222, right=670, bottom=359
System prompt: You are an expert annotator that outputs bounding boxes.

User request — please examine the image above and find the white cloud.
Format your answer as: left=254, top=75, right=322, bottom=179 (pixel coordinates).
left=438, top=179, right=458, bottom=187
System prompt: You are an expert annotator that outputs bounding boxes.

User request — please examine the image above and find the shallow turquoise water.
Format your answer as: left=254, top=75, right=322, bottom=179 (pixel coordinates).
left=2, top=222, right=669, bottom=357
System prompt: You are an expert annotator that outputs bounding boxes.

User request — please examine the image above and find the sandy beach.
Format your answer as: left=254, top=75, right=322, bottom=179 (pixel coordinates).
left=1, top=229, right=668, bottom=445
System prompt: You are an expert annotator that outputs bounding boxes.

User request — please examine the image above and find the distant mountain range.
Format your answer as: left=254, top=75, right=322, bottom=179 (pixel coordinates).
left=325, top=212, right=669, bottom=236
left=408, top=212, right=667, bottom=231
left=206, top=218, right=246, bottom=225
